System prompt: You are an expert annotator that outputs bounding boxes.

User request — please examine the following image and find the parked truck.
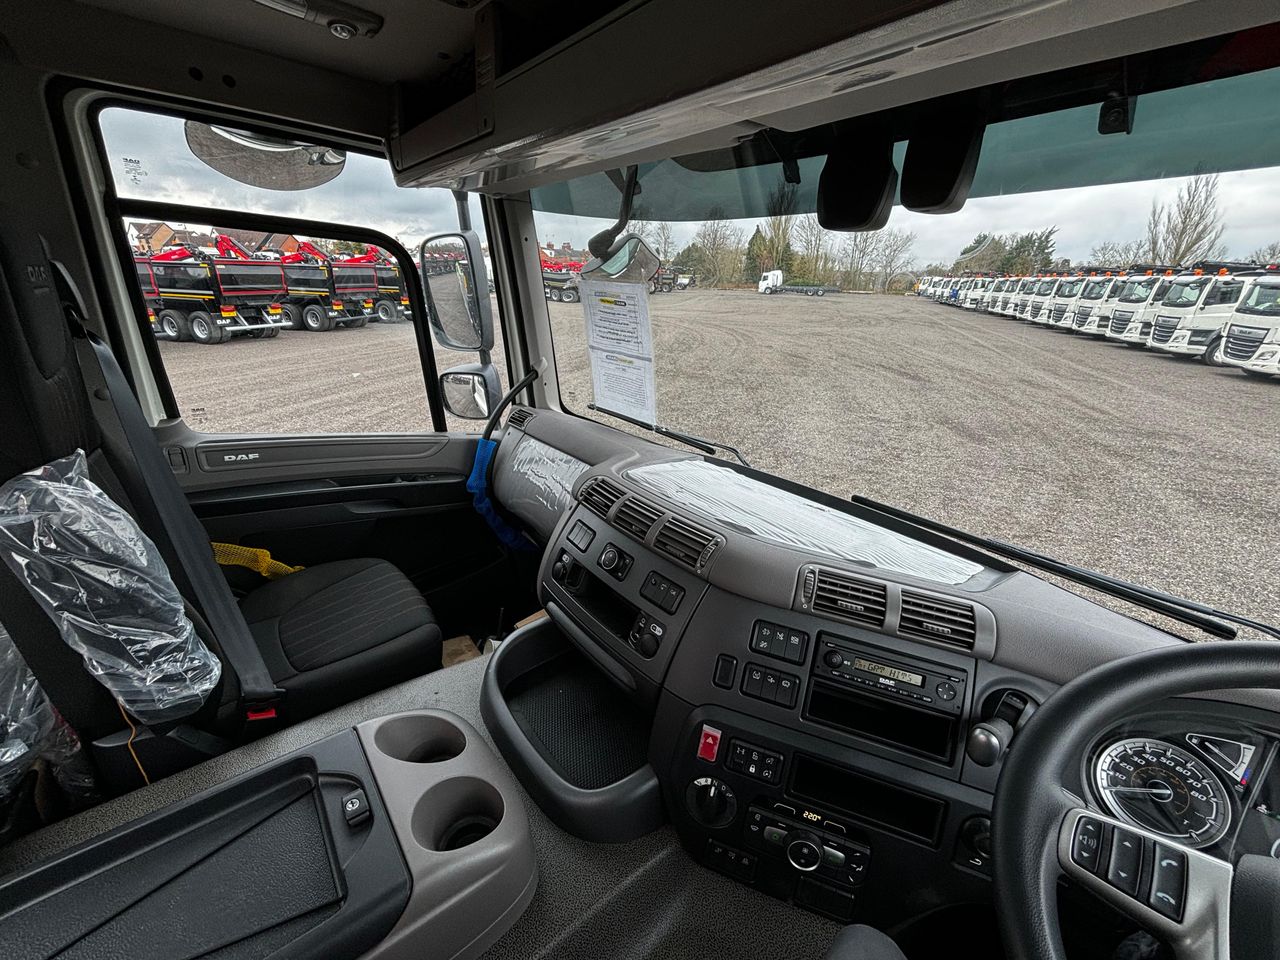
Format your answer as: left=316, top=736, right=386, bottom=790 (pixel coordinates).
left=757, top=269, right=833, bottom=296
left=148, top=245, right=290, bottom=344
left=1070, top=272, right=1126, bottom=335
left=1146, top=262, right=1261, bottom=361
left=1214, top=265, right=1280, bottom=377
left=1105, top=267, right=1180, bottom=345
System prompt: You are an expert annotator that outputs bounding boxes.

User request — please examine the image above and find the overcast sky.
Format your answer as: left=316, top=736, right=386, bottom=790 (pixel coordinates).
left=102, top=108, right=1280, bottom=267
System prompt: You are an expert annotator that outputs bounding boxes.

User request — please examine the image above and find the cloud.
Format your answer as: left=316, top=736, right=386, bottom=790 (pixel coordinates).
left=102, top=107, right=1280, bottom=267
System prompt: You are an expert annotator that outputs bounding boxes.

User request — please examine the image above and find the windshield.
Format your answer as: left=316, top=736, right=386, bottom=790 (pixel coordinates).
left=1080, top=278, right=1110, bottom=300
left=1119, top=277, right=1160, bottom=302
left=1237, top=281, right=1280, bottom=315
left=1161, top=278, right=1209, bottom=306
left=530, top=65, right=1280, bottom=637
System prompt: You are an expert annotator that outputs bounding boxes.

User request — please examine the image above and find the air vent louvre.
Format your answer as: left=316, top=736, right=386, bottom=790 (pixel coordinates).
left=899, top=591, right=977, bottom=649
left=507, top=408, right=534, bottom=429
left=811, top=571, right=887, bottom=628
left=578, top=476, right=625, bottom=518
left=654, top=515, right=718, bottom=569
left=613, top=496, right=664, bottom=541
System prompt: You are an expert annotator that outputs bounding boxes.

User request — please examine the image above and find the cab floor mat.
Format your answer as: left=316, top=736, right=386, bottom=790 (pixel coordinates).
left=505, top=652, right=649, bottom=789
left=481, top=841, right=840, bottom=960
left=441, top=635, right=482, bottom=667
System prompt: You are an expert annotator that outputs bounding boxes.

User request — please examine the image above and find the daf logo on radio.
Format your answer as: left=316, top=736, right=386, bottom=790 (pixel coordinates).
left=223, top=453, right=260, bottom=462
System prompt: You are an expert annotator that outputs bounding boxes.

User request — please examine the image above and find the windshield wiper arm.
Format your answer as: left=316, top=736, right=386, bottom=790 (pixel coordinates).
left=851, top=495, right=1280, bottom=641
left=588, top=404, right=751, bottom=466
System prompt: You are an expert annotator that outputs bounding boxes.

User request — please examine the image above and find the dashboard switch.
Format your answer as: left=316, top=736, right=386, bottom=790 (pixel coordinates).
left=713, top=654, right=737, bottom=689
left=1071, top=816, right=1106, bottom=874
left=697, top=724, right=722, bottom=763
left=1148, top=843, right=1186, bottom=921
left=1107, top=828, right=1143, bottom=896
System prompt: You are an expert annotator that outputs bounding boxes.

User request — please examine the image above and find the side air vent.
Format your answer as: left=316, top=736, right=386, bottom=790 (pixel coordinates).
left=811, top=571, right=888, bottom=628
left=653, top=515, right=719, bottom=570
left=578, top=476, right=625, bottom=518
left=507, top=408, right=534, bottom=429
left=613, top=496, right=664, bottom=541
left=899, top=591, right=977, bottom=649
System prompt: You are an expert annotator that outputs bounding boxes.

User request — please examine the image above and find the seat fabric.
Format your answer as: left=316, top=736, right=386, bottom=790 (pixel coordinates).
left=241, top=558, right=442, bottom=721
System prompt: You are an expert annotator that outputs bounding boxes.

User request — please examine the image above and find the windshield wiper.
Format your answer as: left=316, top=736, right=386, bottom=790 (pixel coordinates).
left=588, top=403, right=751, bottom=466
left=850, top=495, right=1280, bottom=641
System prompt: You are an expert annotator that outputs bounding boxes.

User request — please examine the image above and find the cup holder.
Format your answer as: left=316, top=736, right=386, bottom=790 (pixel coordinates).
left=412, top=777, right=505, bottom=852
left=374, top=714, right=467, bottom=764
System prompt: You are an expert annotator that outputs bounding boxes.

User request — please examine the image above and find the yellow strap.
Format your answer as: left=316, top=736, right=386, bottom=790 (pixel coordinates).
left=210, top=541, right=303, bottom=579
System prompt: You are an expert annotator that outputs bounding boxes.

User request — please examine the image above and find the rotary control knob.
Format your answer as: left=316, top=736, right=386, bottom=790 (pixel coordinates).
left=823, top=650, right=844, bottom=669
left=599, top=545, right=620, bottom=570
left=685, top=776, right=737, bottom=829
left=785, top=830, right=824, bottom=872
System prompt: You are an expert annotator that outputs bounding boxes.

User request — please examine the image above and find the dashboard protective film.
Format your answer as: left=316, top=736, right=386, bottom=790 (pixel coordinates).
left=626, top=459, right=983, bottom=585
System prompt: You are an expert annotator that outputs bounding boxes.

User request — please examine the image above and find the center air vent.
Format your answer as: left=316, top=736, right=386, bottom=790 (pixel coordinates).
left=579, top=476, right=625, bottom=518
left=899, top=591, right=977, bottom=649
left=811, top=571, right=887, bottom=628
left=613, top=496, right=663, bottom=541
left=507, top=408, right=534, bottom=429
left=653, top=515, right=719, bottom=570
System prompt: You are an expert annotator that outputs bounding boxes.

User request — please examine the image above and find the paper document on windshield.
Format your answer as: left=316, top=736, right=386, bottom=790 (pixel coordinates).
left=580, top=279, right=657, bottom=425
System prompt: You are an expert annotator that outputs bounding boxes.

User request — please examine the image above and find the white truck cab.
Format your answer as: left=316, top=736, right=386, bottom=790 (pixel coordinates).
left=1012, top=277, right=1041, bottom=318
left=962, top=277, right=990, bottom=309
left=1071, top=274, right=1125, bottom=335
left=984, top=277, right=1008, bottom=312
left=757, top=269, right=783, bottom=293
left=1148, top=263, right=1260, bottom=360
left=1025, top=276, right=1061, bottom=324
left=1047, top=275, right=1086, bottom=327
left=1217, top=271, right=1280, bottom=376
left=1104, top=270, right=1178, bottom=344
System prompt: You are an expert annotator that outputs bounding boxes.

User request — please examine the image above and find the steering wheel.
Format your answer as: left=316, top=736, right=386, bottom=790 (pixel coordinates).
left=993, top=640, right=1280, bottom=960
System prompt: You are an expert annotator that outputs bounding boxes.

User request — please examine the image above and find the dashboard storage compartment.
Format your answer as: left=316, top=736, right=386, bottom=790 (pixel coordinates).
left=355, top=709, right=537, bottom=960
left=480, top=616, right=664, bottom=842
left=0, top=731, right=409, bottom=960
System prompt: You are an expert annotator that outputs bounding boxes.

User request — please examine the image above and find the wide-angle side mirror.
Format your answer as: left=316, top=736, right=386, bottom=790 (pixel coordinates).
left=183, top=121, right=347, bottom=190
left=420, top=231, right=494, bottom=352
left=440, top=363, right=502, bottom=420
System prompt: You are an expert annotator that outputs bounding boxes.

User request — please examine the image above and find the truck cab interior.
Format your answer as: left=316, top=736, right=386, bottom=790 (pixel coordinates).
left=2, top=2, right=1280, bottom=959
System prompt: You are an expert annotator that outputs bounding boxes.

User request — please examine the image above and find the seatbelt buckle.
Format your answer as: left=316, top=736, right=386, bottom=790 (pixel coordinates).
left=245, top=691, right=285, bottom=722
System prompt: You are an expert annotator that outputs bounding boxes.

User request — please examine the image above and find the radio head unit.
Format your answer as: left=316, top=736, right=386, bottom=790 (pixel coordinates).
left=806, top=636, right=969, bottom=763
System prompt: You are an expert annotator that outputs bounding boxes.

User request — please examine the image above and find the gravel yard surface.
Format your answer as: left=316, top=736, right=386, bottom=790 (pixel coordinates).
left=159, top=289, right=1278, bottom=630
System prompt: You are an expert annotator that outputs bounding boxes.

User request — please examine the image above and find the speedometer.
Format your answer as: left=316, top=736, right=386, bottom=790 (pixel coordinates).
left=1093, top=738, right=1230, bottom=848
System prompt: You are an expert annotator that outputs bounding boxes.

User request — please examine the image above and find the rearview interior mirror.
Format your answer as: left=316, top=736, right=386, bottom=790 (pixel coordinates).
left=420, top=231, right=494, bottom=352
left=183, top=122, right=346, bottom=191
left=440, top=363, right=502, bottom=420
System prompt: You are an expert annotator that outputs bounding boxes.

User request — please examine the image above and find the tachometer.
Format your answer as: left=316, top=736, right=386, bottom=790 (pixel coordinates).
left=1093, top=738, right=1230, bottom=848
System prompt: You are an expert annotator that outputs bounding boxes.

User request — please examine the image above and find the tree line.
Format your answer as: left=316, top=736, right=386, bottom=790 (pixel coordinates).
left=932, top=175, right=1279, bottom=276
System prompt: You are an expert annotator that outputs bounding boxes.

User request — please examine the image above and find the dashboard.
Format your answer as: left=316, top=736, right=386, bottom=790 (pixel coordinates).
left=488, top=406, right=1280, bottom=928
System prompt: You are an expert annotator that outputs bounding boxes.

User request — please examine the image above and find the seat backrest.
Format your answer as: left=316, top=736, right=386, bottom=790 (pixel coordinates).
left=0, top=226, right=235, bottom=740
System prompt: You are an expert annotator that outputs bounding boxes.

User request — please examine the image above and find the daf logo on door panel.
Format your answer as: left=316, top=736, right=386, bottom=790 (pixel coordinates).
left=222, top=453, right=260, bottom=462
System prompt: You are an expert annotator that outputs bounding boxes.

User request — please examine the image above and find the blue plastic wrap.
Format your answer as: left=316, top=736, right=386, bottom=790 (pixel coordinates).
left=0, top=451, right=221, bottom=725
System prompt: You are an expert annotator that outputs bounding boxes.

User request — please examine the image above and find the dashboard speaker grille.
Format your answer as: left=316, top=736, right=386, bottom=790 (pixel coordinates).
left=811, top=571, right=887, bottom=628
left=507, top=408, right=534, bottom=429
left=613, top=496, right=664, bottom=541
left=578, top=477, right=625, bottom=518
left=899, top=591, right=977, bottom=649
left=653, top=515, right=718, bottom=569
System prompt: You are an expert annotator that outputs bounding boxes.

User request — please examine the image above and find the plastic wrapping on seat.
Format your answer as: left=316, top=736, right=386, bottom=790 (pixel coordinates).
left=0, top=451, right=221, bottom=726
left=0, top=620, right=93, bottom=806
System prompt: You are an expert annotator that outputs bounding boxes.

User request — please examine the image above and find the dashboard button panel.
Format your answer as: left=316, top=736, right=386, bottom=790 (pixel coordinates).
left=726, top=739, right=783, bottom=784
left=641, top=571, right=685, bottom=613
left=750, top=621, right=809, bottom=665
left=741, top=662, right=800, bottom=708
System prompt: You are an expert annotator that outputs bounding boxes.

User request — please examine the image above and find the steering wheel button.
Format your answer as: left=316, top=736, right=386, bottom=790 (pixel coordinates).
left=1148, top=843, right=1186, bottom=921
left=1106, top=828, right=1143, bottom=896
left=1071, top=816, right=1105, bottom=873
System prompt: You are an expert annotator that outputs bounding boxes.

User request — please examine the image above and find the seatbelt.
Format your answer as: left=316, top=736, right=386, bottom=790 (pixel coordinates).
left=53, top=266, right=283, bottom=722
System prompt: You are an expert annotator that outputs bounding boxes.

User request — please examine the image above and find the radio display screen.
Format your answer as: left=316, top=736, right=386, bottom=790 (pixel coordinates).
left=852, top=657, right=924, bottom=687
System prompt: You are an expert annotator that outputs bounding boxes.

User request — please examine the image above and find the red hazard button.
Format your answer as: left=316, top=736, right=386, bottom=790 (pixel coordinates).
left=697, top=724, right=722, bottom=762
